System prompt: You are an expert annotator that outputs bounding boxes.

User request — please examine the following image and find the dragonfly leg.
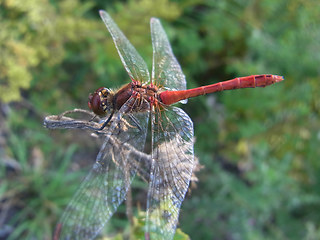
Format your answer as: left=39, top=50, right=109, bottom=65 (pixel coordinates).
left=89, top=115, right=97, bottom=122
left=86, top=110, right=115, bottom=131
left=98, top=110, right=115, bottom=130
left=128, top=114, right=142, bottom=131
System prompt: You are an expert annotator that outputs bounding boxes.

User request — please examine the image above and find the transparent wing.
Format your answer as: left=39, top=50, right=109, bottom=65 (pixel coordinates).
left=56, top=97, right=149, bottom=240
left=100, top=10, right=150, bottom=84
left=151, top=18, right=187, bottom=103
left=146, top=106, right=194, bottom=240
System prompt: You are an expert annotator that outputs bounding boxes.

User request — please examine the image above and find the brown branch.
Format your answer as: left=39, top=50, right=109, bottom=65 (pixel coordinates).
left=43, top=108, right=202, bottom=188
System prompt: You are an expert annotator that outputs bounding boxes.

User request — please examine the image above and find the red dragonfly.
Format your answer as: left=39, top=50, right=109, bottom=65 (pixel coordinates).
left=55, top=10, right=283, bottom=240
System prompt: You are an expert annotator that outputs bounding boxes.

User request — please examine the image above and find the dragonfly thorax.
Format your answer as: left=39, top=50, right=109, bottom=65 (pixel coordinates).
left=88, top=87, right=114, bottom=116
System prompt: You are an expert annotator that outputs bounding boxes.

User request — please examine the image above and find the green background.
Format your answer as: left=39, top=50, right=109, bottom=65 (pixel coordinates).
left=1, top=0, right=319, bottom=239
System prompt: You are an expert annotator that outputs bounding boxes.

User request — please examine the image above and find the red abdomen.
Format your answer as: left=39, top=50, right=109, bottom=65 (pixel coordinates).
left=160, top=74, right=284, bottom=105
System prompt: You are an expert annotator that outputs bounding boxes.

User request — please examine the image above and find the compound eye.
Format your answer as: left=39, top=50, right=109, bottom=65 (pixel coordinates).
left=88, top=92, right=105, bottom=116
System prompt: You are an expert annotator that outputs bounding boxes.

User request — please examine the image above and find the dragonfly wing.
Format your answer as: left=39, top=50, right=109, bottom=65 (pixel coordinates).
left=56, top=97, right=149, bottom=240
left=100, top=10, right=150, bottom=84
left=151, top=18, right=187, bottom=103
left=146, top=106, right=194, bottom=239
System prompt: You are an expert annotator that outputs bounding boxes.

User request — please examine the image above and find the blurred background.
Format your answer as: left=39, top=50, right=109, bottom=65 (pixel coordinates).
left=1, top=0, right=320, bottom=239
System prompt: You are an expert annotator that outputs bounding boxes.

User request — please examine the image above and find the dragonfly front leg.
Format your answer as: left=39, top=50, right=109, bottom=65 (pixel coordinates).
left=87, top=110, right=115, bottom=131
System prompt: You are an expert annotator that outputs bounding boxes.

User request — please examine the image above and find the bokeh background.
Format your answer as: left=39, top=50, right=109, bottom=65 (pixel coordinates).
left=1, top=0, right=320, bottom=239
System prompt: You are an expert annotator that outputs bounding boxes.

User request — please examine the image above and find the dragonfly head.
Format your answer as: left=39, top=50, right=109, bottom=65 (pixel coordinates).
left=88, top=87, right=114, bottom=116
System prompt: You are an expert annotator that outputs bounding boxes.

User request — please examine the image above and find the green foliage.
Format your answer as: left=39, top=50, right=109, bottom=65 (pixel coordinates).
left=1, top=0, right=320, bottom=239
left=101, top=210, right=190, bottom=240
left=1, top=109, right=85, bottom=239
left=0, top=0, right=96, bottom=102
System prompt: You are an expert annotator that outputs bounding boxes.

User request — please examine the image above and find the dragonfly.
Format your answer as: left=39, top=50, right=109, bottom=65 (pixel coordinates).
left=54, top=10, right=283, bottom=240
